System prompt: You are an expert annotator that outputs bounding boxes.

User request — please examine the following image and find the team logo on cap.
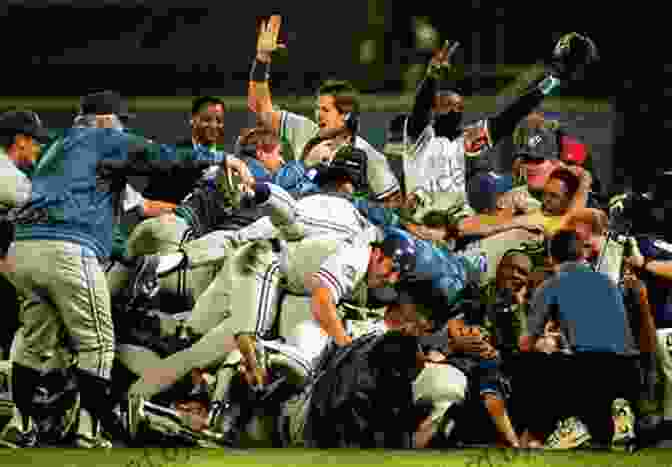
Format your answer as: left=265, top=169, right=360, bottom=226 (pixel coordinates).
left=528, top=135, right=543, bottom=148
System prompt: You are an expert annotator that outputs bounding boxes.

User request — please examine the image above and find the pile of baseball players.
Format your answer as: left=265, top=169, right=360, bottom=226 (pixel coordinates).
left=0, top=18, right=669, bottom=451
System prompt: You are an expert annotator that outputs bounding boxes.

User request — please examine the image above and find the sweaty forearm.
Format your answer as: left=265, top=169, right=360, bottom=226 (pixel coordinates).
left=643, top=260, right=672, bottom=281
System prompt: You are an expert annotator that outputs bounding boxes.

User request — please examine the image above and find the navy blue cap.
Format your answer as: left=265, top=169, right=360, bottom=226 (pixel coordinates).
left=467, top=171, right=513, bottom=213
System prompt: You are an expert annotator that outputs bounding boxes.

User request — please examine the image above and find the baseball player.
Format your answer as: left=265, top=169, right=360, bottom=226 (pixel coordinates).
left=124, top=227, right=416, bottom=438
left=236, top=127, right=322, bottom=197
left=106, top=152, right=256, bottom=309
left=403, top=33, right=599, bottom=212
left=0, top=90, right=218, bottom=448
left=248, top=15, right=401, bottom=202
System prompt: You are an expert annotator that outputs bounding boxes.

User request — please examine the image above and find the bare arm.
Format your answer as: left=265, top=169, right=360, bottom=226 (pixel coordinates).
left=248, top=16, right=284, bottom=134
left=458, top=214, right=544, bottom=238
left=310, top=284, right=352, bottom=347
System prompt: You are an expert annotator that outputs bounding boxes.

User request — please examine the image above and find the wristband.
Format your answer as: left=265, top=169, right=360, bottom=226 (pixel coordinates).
left=250, top=59, right=271, bottom=82
left=537, top=75, right=561, bottom=96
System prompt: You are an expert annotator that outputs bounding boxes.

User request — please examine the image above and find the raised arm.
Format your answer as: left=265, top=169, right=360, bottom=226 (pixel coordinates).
left=487, top=33, right=599, bottom=147
left=406, top=40, right=460, bottom=142
left=248, top=15, right=285, bottom=134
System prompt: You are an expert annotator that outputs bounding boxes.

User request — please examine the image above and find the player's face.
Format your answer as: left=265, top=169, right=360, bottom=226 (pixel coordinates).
left=523, top=157, right=557, bottom=191
left=316, top=95, right=345, bottom=135
left=192, top=104, right=225, bottom=146
left=542, top=178, right=571, bottom=216
left=496, top=253, right=532, bottom=294
left=433, top=93, right=464, bottom=113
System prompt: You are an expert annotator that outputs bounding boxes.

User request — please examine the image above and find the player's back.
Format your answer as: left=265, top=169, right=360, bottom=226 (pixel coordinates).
left=295, top=193, right=371, bottom=240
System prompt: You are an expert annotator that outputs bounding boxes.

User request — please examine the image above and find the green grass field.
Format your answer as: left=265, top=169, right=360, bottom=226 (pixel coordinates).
left=0, top=448, right=670, bottom=467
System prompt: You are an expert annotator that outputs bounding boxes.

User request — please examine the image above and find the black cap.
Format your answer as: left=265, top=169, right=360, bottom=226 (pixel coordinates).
left=0, top=110, right=49, bottom=143
left=514, top=128, right=559, bottom=160
left=79, top=90, right=134, bottom=118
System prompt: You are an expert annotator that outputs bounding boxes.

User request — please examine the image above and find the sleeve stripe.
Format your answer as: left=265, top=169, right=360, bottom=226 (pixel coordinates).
left=297, top=214, right=361, bottom=237
left=280, top=110, right=288, bottom=141
left=315, top=269, right=345, bottom=301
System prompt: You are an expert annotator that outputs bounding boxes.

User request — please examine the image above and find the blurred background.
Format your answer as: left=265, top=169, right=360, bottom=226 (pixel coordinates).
left=0, top=2, right=655, bottom=192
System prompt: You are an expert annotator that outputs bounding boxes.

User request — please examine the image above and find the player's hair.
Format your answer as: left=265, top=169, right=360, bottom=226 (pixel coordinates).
left=547, top=167, right=580, bottom=199
left=317, top=80, right=360, bottom=115
left=191, top=96, right=226, bottom=116
left=549, top=229, right=585, bottom=263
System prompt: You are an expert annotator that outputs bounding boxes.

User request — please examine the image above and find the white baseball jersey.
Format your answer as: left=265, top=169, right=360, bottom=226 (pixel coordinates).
left=312, top=227, right=378, bottom=306
left=279, top=110, right=400, bottom=199
left=402, top=118, right=492, bottom=196
left=264, top=183, right=372, bottom=242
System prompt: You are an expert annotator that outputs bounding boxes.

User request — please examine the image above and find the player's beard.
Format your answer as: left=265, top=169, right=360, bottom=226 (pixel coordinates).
left=433, top=111, right=463, bottom=138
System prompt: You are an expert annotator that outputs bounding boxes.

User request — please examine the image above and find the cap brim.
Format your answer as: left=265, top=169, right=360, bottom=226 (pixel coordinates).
left=516, top=151, right=553, bottom=160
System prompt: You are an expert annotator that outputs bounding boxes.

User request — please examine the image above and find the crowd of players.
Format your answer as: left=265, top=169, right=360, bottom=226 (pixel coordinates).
left=0, top=19, right=670, bottom=451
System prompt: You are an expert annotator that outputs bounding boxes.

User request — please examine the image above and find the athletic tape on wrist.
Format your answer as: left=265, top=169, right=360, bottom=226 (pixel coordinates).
left=250, top=59, right=271, bottom=82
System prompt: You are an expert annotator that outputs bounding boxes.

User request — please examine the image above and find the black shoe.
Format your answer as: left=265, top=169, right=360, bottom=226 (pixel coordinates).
left=129, top=255, right=160, bottom=302
left=74, top=370, right=131, bottom=445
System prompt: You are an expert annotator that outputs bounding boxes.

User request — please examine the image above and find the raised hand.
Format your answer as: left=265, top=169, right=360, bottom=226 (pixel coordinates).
left=550, top=32, right=599, bottom=82
left=256, top=15, right=286, bottom=62
left=427, top=39, right=460, bottom=79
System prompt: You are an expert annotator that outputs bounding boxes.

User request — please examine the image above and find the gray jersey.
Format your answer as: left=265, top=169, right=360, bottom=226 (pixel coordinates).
left=279, top=111, right=400, bottom=199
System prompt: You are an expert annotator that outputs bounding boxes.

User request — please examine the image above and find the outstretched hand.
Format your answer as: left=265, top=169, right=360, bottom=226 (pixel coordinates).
left=256, top=15, right=286, bottom=62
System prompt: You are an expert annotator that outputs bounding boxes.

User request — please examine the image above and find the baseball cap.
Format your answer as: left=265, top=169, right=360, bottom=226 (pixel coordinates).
left=515, top=128, right=559, bottom=160
left=79, top=90, right=134, bottom=119
left=381, top=227, right=417, bottom=276
left=560, top=135, right=587, bottom=165
left=467, top=171, right=514, bottom=213
left=0, top=110, right=49, bottom=143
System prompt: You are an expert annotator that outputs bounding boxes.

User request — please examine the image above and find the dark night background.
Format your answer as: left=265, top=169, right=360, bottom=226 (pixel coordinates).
left=0, top=2, right=658, bottom=193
